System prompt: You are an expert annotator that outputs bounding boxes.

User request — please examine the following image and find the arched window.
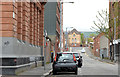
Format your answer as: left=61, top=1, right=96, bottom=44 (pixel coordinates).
left=73, top=34, right=75, bottom=37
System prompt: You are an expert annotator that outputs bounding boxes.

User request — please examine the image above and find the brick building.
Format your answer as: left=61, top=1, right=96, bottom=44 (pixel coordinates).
left=93, top=33, right=109, bottom=58
left=44, top=2, right=63, bottom=55
left=93, top=33, right=103, bottom=57
left=0, top=1, right=46, bottom=75
left=68, top=29, right=81, bottom=47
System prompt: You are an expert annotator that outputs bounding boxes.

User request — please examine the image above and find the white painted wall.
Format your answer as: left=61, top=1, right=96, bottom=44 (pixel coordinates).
left=100, top=35, right=109, bottom=57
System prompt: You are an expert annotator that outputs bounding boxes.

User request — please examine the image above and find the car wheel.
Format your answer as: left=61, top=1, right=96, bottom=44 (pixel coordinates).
left=75, top=68, right=78, bottom=75
left=75, top=70, right=78, bottom=75
left=78, top=63, right=82, bottom=67
left=53, top=70, right=57, bottom=75
left=80, top=63, right=82, bottom=67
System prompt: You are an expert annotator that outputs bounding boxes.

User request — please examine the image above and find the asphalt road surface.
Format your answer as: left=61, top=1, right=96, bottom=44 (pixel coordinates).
left=51, top=47, right=118, bottom=77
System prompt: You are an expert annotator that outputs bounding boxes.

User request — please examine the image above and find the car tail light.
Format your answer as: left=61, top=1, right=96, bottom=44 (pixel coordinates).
left=73, top=54, right=76, bottom=62
left=54, top=55, right=57, bottom=61
left=14, top=59, right=17, bottom=62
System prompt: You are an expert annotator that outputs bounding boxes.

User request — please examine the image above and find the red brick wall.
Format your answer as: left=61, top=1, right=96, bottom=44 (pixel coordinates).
left=0, top=2, right=45, bottom=47
left=0, top=2, right=17, bottom=37
left=55, top=36, right=60, bottom=55
left=56, top=2, right=60, bottom=34
left=93, top=33, right=104, bottom=57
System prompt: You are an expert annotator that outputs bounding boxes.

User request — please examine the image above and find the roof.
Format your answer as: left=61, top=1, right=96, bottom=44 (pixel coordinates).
left=93, top=33, right=104, bottom=40
left=68, top=28, right=81, bottom=35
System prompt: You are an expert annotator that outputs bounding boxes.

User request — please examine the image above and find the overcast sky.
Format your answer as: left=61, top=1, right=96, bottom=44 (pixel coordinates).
left=63, top=0, right=109, bottom=32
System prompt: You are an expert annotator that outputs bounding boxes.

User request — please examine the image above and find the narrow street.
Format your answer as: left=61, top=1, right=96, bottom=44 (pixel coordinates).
left=51, top=47, right=118, bottom=76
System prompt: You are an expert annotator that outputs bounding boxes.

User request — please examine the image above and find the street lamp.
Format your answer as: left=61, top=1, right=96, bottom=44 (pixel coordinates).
left=44, top=30, right=47, bottom=70
left=59, top=1, right=74, bottom=52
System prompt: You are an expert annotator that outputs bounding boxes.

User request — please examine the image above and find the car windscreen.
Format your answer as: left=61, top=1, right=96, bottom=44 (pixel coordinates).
left=57, top=53, right=74, bottom=63
left=73, top=53, right=79, bottom=58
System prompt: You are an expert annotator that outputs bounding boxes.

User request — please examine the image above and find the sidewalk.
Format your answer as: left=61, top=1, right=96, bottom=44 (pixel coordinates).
left=85, top=47, right=116, bottom=65
left=18, top=63, right=53, bottom=76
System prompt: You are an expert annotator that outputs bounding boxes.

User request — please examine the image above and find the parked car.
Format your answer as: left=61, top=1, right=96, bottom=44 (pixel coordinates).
left=81, top=48, right=86, bottom=53
left=72, top=52, right=82, bottom=67
left=53, top=52, right=78, bottom=75
left=63, top=52, right=82, bottom=67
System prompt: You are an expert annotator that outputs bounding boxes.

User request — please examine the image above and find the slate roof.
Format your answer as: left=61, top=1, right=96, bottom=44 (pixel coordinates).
left=68, top=28, right=81, bottom=35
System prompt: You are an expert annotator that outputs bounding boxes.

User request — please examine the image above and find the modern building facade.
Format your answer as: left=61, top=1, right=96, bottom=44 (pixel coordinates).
left=68, top=29, right=81, bottom=47
left=0, top=1, right=46, bottom=74
left=44, top=2, right=63, bottom=55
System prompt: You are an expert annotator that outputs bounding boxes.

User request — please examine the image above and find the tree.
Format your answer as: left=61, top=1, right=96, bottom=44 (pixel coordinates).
left=89, top=33, right=97, bottom=38
left=91, top=9, right=116, bottom=61
left=87, top=38, right=93, bottom=43
left=81, top=33, right=85, bottom=45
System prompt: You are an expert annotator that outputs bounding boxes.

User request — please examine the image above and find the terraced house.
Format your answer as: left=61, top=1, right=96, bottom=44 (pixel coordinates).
left=0, top=1, right=46, bottom=75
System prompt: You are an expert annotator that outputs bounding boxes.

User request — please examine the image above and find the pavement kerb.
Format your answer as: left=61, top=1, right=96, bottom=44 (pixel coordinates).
left=43, top=69, right=53, bottom=76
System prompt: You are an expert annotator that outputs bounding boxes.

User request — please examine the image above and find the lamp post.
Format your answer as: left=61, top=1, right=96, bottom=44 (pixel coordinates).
left=44, top=30, right=47, bottom=70
left=114, top=17, right=116, bottom=61
left=112, top=4, right=118, bottom=61
left=59, top=1, right=74, bottom=52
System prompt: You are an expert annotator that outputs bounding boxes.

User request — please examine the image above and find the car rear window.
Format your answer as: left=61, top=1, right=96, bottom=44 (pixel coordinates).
left=57, top=53, right=74, bottom=62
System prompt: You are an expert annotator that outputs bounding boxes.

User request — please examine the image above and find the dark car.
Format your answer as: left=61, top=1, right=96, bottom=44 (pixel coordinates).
left=73, top=52, right=82, bottom=67
left=53, top=52, right=78, bottom=75
left=63, top=52, right=82, bottom=67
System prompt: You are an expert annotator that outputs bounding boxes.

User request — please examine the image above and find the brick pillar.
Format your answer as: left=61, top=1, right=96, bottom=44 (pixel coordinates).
left=22, top=2, right=26, bottom=42
left=39, top=5, right=45, bottom=55
left=35, top=5, right=37, bottom=46
left=27, top=2, right=30, bottom=43
left=33, top=3, right=35, bottom=45
left=36, top=7, right=38, bottom=46
left=22, top=2, right=30, bottom=43
left=40, top=5, right=44, bottom=46
left=17, top=2, right=22, bottom=40
left=38, top=9, right=40, bottom=46
left=30, top=2, right=34, bottom=45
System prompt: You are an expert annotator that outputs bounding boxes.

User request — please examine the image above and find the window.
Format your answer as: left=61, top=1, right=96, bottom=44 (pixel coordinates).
left=75, top=38, right=76, bottom=42
left=13, top=0, right=15, bottom=18
left=72, top=38, right=74, bottom=42
left=57, top=53, right=74, bottom=62
left=73, top=34, right=75, bottom=37
left=72, top=43, right=74, bottom=46
left=75, top=43, right=76, bottom=46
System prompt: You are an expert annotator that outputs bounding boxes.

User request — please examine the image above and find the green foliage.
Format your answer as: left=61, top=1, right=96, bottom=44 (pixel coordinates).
left=89, top=33, right=97, bottom=38
left=81, top=33, right=84, bottom=44
left=87, top=38, right=93, bottom=43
